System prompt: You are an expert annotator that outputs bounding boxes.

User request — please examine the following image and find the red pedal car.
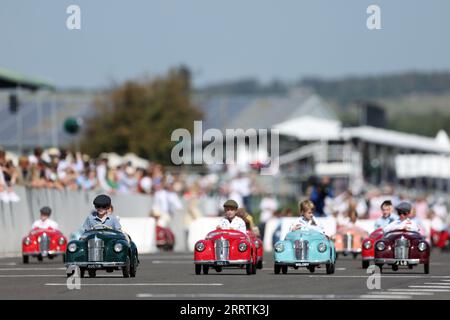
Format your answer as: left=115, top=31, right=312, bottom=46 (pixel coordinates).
left=430, top=229, right=450, bottom=251
left=247, top=229, right=264, bottom=269
left=194, top=229, right=258, bottom=275
left=374, top=230, right=430, bottom=273
left=22, top=228, right=67, bottom=264
left=156, top=226, right=175, bottom=251
left=361, top=228, right=384, bottom=269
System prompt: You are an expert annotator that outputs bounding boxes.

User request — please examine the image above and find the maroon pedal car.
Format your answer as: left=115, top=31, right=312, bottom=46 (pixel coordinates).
left=374, top=230, right=430, bottom=274
left=194, top=229, right=258, bottom=275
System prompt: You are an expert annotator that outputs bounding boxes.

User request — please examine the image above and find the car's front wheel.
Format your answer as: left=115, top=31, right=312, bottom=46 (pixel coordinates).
left=246, top=263, right=252, bottom=275
left=362, top=260, right=370, bottom=269
left=424, top=263, right=430, bottom=274
left=308, top=266, right=315, bottom=273
left=326, top=263, right=335, bottom=274
left=88, top=269, right=96, bottom=278
left=122, top=256, right=131, bottom=278
left=130, top=255, right=138, bottom=278
left=274, top=263, right=281, bottom=274
left=195, top=265, right=201, bottom=275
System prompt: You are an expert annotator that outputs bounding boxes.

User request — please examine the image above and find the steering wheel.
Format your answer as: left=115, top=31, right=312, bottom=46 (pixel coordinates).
left=92, top=224, right=113, bottom=230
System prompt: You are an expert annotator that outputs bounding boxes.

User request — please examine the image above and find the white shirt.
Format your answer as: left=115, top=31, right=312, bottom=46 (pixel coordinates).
left=218, top=216, right=246, bottom=233
left=32, top=219, right=59, bottom=230
left=289, top=216, right=325, bottom=234
left=383, top=218, right=420, bottom=233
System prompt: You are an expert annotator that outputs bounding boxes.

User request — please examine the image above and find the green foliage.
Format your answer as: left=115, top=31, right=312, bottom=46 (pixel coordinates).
left=80, top=66, right=203, bottom=163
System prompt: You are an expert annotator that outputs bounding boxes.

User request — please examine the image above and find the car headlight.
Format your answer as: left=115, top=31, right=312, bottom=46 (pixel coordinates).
left=195, top=242, right=205, bottom=252
left=317, top=242, right=327, bottom=253
left=58, top=237, right=65, bottom=245
left=376, top=241, right=386, bottom=251
left=24, top=237, right=31, bottom=246
left=238, top=242, right=248, bottom=252
left=418, top=242, right=427, bottom=252
left=68, top=243, right=78, bottom=253
left=363, top=241, right=372, bottom=250
left=274, top=243, right=284, bottom=253
left=254, top=240, right=260, bottom=249
left=114, top=243, right=123, bottom=253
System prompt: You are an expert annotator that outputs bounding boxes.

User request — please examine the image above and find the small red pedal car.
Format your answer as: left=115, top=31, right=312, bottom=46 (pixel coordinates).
left=430, top=229, right=450, bottom=251
left=247, top=229, right=264, bottom=269
left=22, top=228, right=67, bottom=263
left=361, top=228, right=384, bottom=269
left=194, top=229, right=258, bottom=275
left=374, top=230, right=430, bottom=273
left=156, top=226, right=175, bottom=251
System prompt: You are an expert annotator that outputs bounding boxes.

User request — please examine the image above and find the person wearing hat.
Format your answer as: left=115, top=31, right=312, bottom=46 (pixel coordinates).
left=217, top=199, right=246, bottom=233
left=383, top=201, right=420, bottom=233
left=82, top=194, right=122, bottom=231
left=32, top=206, right=59, bottom=230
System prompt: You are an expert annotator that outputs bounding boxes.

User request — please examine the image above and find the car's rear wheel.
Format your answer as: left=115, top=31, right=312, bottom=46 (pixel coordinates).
left=88, top=269, right=96, bottom=278
left=62, top=254, right=66, bottom=263
left=274, top=263, right=281, bottom=274
left=392, top=265, right=399, bottom=271
left=352, top=253, right=358, bottom=259
left=281, top=266, right=288, bottom=274
left=257, top=260, right=263, bottom=269
left=326, top=263, right=335, bottom=274
left=130, top=255, right=138, bottom=278
left=202, top=265, right=209, bottom=275
left=22, top=256, right=29, bottom=264
left=195, top=265, right=201, bottom=275
left=362, top=260, right=370, bottom=269
left=308, top=266, right=315, bottom=273
left=215, top=266, right=223, bottom=273
left=37, top=255, right=43, bottom=262
left=424, top=263, right=430, bottom=274
left=252, top=263, right=257, bottom=274
left=80, top=268, right=85, bottom=278
left=122, top=256, right=131, bottom=278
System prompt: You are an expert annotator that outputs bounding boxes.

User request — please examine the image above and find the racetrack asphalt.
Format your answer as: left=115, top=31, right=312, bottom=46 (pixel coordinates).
left=0, top=250, right=449, bottom=300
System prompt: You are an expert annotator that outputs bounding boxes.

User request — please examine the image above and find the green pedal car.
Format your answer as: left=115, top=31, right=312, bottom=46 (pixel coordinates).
left=65, top=225, right=139, bottom=278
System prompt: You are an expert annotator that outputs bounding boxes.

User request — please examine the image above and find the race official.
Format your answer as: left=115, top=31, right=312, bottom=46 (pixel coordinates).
left=217, top=199, right=247, bottom=233
left=82, top=194, right=122, bottom=231
left=383, top=202, right=420, bottom=233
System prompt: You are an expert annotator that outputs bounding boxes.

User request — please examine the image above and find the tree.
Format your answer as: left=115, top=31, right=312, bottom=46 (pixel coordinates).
left=80, top=66, right=203, bottom=164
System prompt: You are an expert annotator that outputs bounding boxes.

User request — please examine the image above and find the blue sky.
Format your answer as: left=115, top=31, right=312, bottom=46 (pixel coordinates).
left=1, top=0, right=449, bottom=89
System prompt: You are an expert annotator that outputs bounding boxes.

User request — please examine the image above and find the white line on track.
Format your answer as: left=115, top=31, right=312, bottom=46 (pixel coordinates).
left=139, top=255, right=193, bottom=260
left=0, top=263, right=17, bottom=266
left=358, top=295, right=412, bottom=299
left=336, top=268, right=347, bottom=271
left=389, top=288, right=450, bottom=292
left=423, top=283, right=450, bottom=286
left=409, top=285, right=450, bottom=289
left=0, top=268, right=65, bottom=271
left=0, top=275, right=63, bottom=278
left=45, top=283, right=224, bottom=287
left=308, top=275, right=450, bottom=278
left=369, top=291, right=433, bottom=296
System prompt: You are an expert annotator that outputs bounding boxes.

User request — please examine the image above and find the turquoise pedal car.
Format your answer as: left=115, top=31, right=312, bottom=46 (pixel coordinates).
left=274, top=228, right=336, bottom=274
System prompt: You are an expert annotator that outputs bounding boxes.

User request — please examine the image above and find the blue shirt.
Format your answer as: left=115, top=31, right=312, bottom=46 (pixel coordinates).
left=82, top=212, right=122, bottom=231
left=374, top=215, right=398, bottom=229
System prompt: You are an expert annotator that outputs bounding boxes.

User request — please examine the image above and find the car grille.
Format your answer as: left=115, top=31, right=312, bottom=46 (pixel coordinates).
left=214, top=238, right=229, bottom=261
left=395, top=237, right=410, bottom=259
left=88, top=236, right=104, bottom=262
left=344, top=234, right=354, bottom=250
left=38, top=233, right=50, bottom=254
left=294, top=240, right=309, bottom=260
